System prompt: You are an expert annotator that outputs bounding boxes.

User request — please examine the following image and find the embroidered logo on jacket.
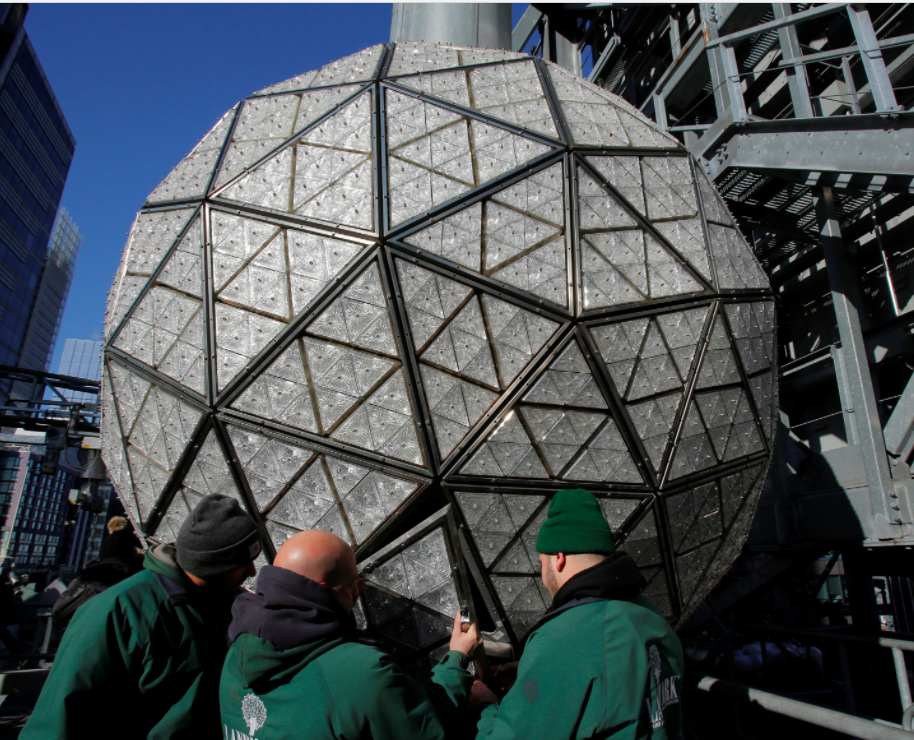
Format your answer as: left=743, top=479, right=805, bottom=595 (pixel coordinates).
left=645, top=645, right=680, bottom=729
left=241, top=693, right=267, bottom=736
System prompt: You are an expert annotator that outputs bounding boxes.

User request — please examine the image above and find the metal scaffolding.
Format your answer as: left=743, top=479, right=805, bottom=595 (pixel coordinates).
left=513, top=3, right=914, bottom=552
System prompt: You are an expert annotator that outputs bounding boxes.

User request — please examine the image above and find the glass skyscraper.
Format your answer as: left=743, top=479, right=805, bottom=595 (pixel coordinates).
left=19, top=209, right=82, bottom=376
left=57, top=337, right=101, bottom=406
left=0, top=4, right=76, bottom=401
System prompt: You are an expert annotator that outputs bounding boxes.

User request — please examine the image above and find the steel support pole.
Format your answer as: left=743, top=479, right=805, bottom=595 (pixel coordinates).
left=831, top=345, right=860, bottom=446
left=816, top=187, right=899, bottom=538
left=701, top=4, right=731, bottom=116
left=653, top=93, right=669, bottom=131
left=720, top=45, right=748, bottom=122
left=836, top=642, right=857, bottom=713
left=847, top=5, right=899, bottom=113
left=390, top=3, right=512, bottom=48
left=841, top=55, right=863, bottom=115
left=543, top=14, right=582, bottom=75
left=773, top=3, right=819, bottom=118
left=894, top=647, right=913, bottom=714
left=669, top=12, right=682, bottom=58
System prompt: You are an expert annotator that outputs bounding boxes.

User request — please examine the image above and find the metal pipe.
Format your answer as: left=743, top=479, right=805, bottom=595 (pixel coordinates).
left=894, top=648, right=913, bottom=713
left=705, top=3, right=849, bottom=49
left=390, top=3, right=512, bottom=49
left=747, top=624, right=914, bottom=652
left=695, top=675, right=914, bottom=739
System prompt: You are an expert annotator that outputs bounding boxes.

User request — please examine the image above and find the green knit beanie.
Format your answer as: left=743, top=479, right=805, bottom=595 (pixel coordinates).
left=536, top=488, right=616, bottom=555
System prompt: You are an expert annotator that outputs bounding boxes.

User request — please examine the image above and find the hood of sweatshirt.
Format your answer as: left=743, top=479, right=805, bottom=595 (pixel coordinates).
left=550, top=550, right=647, bottom=611
left=225, top=565, right=355, bottom=687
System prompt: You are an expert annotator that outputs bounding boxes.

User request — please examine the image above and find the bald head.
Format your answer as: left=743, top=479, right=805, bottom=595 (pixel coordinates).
left=274, top=530, right=364, bottom=614
left=274, top=530, right=356, bottom=587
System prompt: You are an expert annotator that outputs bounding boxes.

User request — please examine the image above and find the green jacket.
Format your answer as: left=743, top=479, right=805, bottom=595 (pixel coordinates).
left=478, top=556, right=684, bottom=740
left=21, top=544, right=235, bottom=740
left=219, top=564, right=474, bottom=739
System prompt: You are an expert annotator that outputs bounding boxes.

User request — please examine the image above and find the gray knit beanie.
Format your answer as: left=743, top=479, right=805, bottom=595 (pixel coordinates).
left=176, top=494, right=261, bottom=578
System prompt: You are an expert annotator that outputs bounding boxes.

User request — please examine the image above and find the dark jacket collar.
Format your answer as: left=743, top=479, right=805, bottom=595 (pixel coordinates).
left=549, top=550, right=647, bottom=612
left=228, top=565, right=354, bottom=650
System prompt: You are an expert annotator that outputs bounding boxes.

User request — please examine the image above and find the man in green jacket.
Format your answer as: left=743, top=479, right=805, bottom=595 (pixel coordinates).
left=220, top=529, right=481, bottom=739
left=474, top=489, right=684, bottom=740
left=22, top=494, right=262, bottom=740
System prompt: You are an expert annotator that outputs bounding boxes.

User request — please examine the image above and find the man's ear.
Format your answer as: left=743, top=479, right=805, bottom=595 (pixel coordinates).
left=555, top=553, right=567, bottom=572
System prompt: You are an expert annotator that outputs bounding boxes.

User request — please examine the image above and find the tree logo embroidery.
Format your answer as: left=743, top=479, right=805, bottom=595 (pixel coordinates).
left=242, top=693, right=267, bottom=736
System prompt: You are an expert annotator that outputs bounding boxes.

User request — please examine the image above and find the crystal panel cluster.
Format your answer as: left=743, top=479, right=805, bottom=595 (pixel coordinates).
left=358, top=512, right=464, bottom=674
left=102, top=42, right=776, bottom=639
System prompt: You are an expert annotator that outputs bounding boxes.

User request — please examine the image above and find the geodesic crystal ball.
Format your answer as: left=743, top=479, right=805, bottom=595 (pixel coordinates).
left=101, top=41, right=776, bottom=636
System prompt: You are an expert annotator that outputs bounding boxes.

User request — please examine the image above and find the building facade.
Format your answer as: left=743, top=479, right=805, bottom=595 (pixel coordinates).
left=0, top=437, right=77, bottom=571
left=17, top=209, right=82, bottom=380
left=56, top=338, right=100, bottom=406
left=0, top=3, right=76, bottom=402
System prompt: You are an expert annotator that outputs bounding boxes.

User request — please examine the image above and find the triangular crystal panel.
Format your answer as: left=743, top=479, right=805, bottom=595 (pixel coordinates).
left=396, top=259, right=560, bottom=460
left=585, top=155, right=713, bottom=283
left=577, top=166, right=704, bottom=310
left=459, top=339, right=643, bottom=484
left=148, top=106, right=237, bottom=204
left=123, top=382, right=203, bottom=527
left=724, top=301, right=777, bottom=443
left=401, top=162, right=568, bottom=307
left=229, top=260, right=424, bottom=466
left=387, top=41, right=524, bottom=77
left=218, top=91, right=375, bottom=230
left=669, top=314, right=765, bottom=479
left=394, top=59, right=558, bottom=139
left=227, top=424, right=422, bottom=547
left=697, top=171, right=768, bottom=290
left=386, top=89, right=554, bottom=227
left=589, top=306, right=710, bottom=475
left=255, top=45, right=384, bottom=95
left=546, top=63, right=678, bottom=148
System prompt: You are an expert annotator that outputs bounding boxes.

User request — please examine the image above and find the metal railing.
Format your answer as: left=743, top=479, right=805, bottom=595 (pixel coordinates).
left=705, top=3, right=905, bottom=121
left=694, top=624, right=914, bottom=737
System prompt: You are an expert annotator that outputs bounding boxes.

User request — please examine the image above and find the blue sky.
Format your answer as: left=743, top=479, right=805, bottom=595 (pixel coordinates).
left=26, top=3, right=528, bottom=374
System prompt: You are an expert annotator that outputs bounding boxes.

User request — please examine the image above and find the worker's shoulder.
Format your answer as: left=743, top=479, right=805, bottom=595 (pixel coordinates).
left=315, top=640, right=404, bottom=689
left=532, top=597, right=667, bottom=643
left=64, top=570, right=159, bottom=635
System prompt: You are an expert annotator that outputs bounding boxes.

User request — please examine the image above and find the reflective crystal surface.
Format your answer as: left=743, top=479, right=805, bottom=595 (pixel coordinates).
left=103, top=43, right=775, bottom=633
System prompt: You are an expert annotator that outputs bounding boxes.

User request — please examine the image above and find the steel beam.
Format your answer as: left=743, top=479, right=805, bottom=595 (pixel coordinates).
left=705, top=3, right=849, bottom=49
left=776, top=33, right=914, bottom=68
left=884, top=370, right=914, bottom=460
left=831, top=345, right=860, bottom=447
left=856, top=42, right=914, bottom=114
left=773, top=3, right=817, bottom=119
left=816, top=187, right=899, bottom=538
left=847, top=5, right=900, bottom=114
left=701, top=4, right=731, bottom=116
left=587, top=33, right=619, bottom=84
left=511, top=5, right=542, bottom=52
left=841, top=55, right=862, bottom=116
left=720, top=44, right=747, bottom=122
left=640, top=26, right=705, bottom=112
left=700, top=113, right=914, bottom=182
